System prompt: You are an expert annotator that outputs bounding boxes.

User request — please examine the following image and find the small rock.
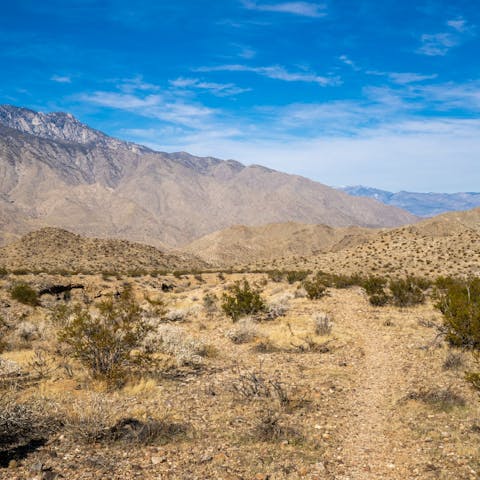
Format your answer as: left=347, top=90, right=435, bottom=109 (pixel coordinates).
left=42, top=470, right=59, bottom=480
left=8, top=459, right=18, bottom=469
left=30, top=462, right=44, bottom=473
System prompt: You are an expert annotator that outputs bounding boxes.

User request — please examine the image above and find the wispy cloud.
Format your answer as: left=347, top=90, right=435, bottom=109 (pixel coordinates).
left=51, top=75, right=71, bottom=84
left=388, top=72, right=437, bottom=84
left=241, top=1, right=326, bottom=18
left=338, top=55, right=360, bottom=71
left=75, top=76, right=480, bottom=192
left=417, top=17, right=474, bottom=56
left=170, top=77, right=251, bottom=96
left=195, top=64, right=339, bottom=86
left=232, top=44, right=257, bottom=59
left=366, top=70, right=438, bottom=84
left=78, top=90, right=216, bottom=129
left=447, top=17, right=470, bottom=33
left=118, top=76, right=160, bottom=93
left=418, top=32, right=458, bottom=56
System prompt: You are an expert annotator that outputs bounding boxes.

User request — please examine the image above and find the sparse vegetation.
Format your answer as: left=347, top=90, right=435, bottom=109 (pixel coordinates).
left=221, top=279, right=266, bottom=321
left=10, top=282, right=39, bottom=306
left=389, top=277, right=426, bottom=307
left=226, top=318, right=259, bottom=344
left=302, top=276, right=327, bottom=300
left=1, top=270, right=479, bottom=478
left=435, top=277, right=480, bottom=391
left=58, top=286, right=151, bottom=385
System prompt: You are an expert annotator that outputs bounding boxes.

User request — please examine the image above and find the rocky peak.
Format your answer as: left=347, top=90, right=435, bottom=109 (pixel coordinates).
left=0, top=104, right=148, bottom=153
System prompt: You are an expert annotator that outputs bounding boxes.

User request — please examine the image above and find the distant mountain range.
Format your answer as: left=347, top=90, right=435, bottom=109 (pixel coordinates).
left=0, top=105, right=416, bottom=247
left=340, top=186, right=480, bottom=217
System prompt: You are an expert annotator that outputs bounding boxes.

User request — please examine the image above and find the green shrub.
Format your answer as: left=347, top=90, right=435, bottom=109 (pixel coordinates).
left=58, top=286, right=151, bottom=385
left=10, top=283, right=39, bottom=306
left=368, top=293, right=390, bottom=307
left=286, top=270, right=309, bottom=284
left=267, top=270, right=284, bottom=282
left=222, top=280, right=266, bottom=321
left=302, top=277, right=327, bottom=300
left=434, top=277, right=480, bottom=391
left=389, top=277, right=425, bottom=307
left=314, top=271, right=335, bottom=288
left=362, top=276, right=387, bottom=296
left=435, top=277, right=480, bottom=349
left=331, top=273, right=363, bottom=289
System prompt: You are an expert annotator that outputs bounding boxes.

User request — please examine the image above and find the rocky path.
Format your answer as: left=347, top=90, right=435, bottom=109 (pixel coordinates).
left=330, top=294, right=430, bottom=479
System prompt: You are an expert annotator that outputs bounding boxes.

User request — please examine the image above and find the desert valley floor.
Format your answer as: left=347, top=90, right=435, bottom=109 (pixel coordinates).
left=1, top=271, right=480, bottom=480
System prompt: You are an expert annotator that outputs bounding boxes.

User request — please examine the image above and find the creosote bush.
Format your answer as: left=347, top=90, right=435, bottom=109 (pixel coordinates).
left=389, top=277, right=426, bottom=307
left=222, top=280, right=266, bottom=322
left=10, top=282, right=39, bottom=306
left=435, top=277, right=480, bottom=391
left=302, top=277, right=327, bottom=300
left=286, top=270, right=309, bottom=284
left=435, top=277, right=480, bottom=349
left=58, top=285, right=151, bottom=385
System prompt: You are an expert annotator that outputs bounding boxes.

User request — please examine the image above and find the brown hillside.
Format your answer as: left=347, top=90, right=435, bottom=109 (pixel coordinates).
left=185, top=208, right=480, bottom=279
left=0, top=227, right=207, bottom=273
left=183, top=222, right=378, bottom=266
left=274, top=207, right=480, bottom=278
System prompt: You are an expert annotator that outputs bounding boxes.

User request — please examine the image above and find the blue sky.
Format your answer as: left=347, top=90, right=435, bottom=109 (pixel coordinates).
left=1, top=0, right=479, bottom=192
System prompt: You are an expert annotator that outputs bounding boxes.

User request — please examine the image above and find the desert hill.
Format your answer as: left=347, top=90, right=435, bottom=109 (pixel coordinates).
left=0, top=227, right=206, bottom=273
left=0, top=105, right=417, bottom=248
left=184, top=208, right=480, bottom=278
left=276, top=207, right=480, bottom=278
left=183, top=222, right=378, bottom=266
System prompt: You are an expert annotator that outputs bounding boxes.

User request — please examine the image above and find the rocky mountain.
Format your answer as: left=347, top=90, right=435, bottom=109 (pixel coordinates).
left=0, top=105, right=417, bottom=248
left=341, top=185, right=480, bottom=217
left=0, top=227, right=206, bottom=273
left=0, top=105, right=148, bottom=153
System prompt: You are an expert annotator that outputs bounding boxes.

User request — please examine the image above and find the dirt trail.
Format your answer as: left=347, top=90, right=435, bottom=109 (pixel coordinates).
left=332, top=293, right=428, bottom=479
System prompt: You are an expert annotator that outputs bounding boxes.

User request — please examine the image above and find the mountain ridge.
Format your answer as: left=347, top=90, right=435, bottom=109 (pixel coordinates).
left=0, top=104, right=418, bottom=247
left=341, top=185, right=480, bottom=217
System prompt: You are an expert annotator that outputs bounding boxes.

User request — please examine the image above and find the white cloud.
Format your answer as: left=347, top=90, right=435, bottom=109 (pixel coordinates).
left=229, top=43, right=257, bottom=59
left=147, top=117, right=480, bottom=192
left=417, top=17, right=474, bottom=56
left=387, top=72, right=438, bottom=84
left=447, top=17, right=469, bottom=33
left=51, top=75, right=71, bottom=83
left=170, top=77, right=251, bottom=96
left=78, top=91, right=216, bottom=129
left=241, top=1, right=326, bottom=17
left=418, top=32, right=458, bottom=56
left=75, top=76, right=480, bottom=191
left=118, top=76, right=160, bottom=93
left=339, top=55, right=360, bottom=71
left=195, top=64, right=339, bottom=86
